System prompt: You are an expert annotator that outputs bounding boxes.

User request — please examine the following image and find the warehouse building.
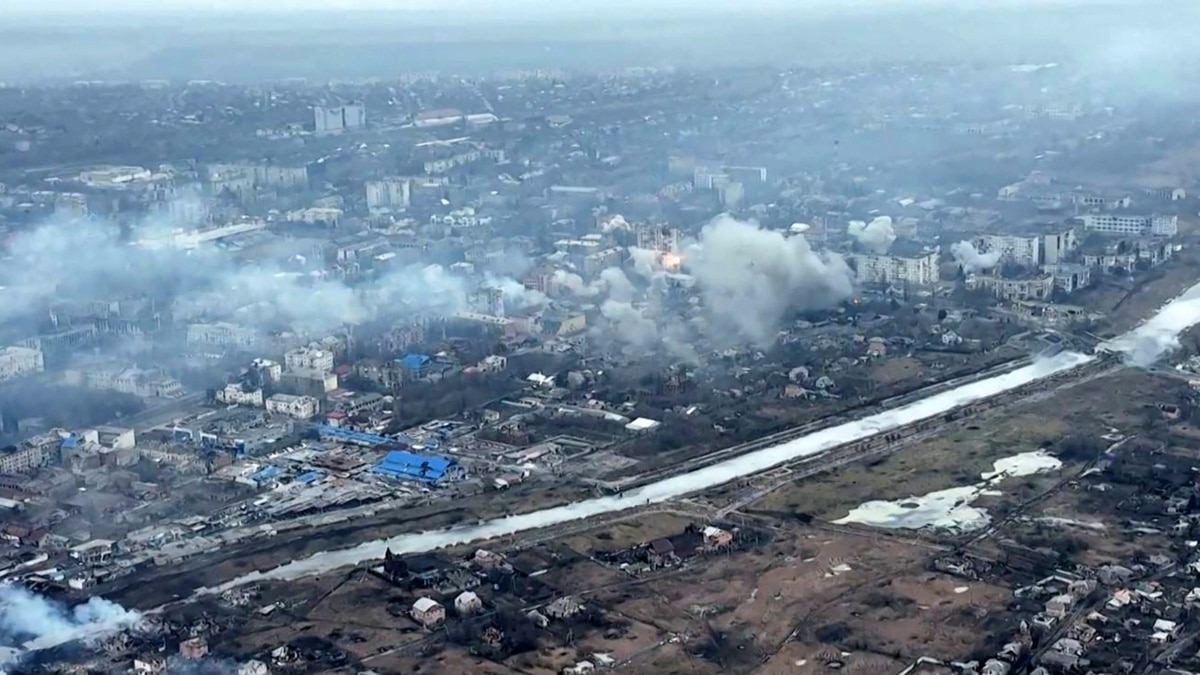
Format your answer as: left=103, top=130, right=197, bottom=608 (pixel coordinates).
left=373, top=450, right=465, bottom=483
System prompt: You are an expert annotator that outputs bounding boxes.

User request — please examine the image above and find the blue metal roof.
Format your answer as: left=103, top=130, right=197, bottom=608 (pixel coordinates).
left=297, top=470, right=324, bottom=484
left=250, top=465, right=282, bottom=484
left=315, top=424, right=414, bottom=448
left=374, top=450, right=454, bottom=482
left=400, top=353, right=432, bottom=371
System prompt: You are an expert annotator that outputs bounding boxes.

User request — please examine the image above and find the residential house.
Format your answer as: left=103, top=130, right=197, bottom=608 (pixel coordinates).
left=702, top=526, right=734, bottom=549
left=545, top=596, right=582, bottom=620
left=455, top=591, right=483, bottom=616
left=412, top=597, right=446, bottom=627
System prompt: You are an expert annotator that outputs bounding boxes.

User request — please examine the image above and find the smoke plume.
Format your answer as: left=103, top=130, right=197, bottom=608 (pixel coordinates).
left=847, top=216, right=897, bottom=254
left=600, top=214, right=632, bottom=233
left=684, top=215, right=854, bottom=344
left=0, top=213, right=528, bottom=340
left=950, top=240, right=1001, bottom=273
left=0, top=586, right=140, bottom=661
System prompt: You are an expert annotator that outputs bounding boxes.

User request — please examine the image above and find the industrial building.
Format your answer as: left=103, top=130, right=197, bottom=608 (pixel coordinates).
left=373, top=450, right=464, bottom=483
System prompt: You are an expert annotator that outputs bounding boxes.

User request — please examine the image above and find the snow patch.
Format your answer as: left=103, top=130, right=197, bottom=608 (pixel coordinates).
left=834, top=451, right=1063, bottom=532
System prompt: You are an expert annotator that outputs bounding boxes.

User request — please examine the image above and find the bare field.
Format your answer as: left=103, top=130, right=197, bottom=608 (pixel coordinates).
left=745, top=368, right=1169, bottom=522
left=575, top=525, right=1005, bottom=670
left=558, top=512, right=698, bottom=555
left=988, top=487, right=1171, bottom=568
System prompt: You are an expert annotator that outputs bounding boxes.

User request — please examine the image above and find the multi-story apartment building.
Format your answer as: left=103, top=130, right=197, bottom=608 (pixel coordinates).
left=0, top=346, right=44, bottom=382
left=975, top=234, right=1041, bottom=268
left=1080, top=214, right=1177, bottom=237
left=853, top=250, right=940, bottom=286
left=284, top=346, right=335, bottom=373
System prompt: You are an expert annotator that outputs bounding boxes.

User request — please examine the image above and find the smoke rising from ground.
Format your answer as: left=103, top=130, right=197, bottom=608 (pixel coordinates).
left=0, top=586, right=140, bottom=662
left=0, top=214, right=529, bottom=339
left=847, top=216, right=897, bottom=254
left=685, top=216, right=855, bottom=344
left=560, top=216, right=854, bottom=354
left=950, top=240, right=1001, bottom=273
left=1102, top=282, right=1200, bottom=367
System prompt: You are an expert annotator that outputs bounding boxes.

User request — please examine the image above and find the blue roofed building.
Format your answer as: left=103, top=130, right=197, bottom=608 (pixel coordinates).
left=374, top=450, right=465, bottom=483
left=315, top=424, right=416, bottom=448
left=250, top=465, right=282, bottom=486
left=400, top=353, right=433, bottom=375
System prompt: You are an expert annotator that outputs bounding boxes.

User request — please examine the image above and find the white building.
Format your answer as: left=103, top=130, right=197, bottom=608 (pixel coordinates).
left=251, top=358, right=283, bottom=384
left=0, top=346, right=44, bottom=382
left=975, top=234, right=1041, bottom=268
left=454, top=591, right=483, bottom=616
left=366, top=178, right=411, bottom=212
left=285, top=207, right=341, bottom=225
left=187, top=323, right=259, bottom=350
left=1080, top=214, right=1177, bottom=237
left=285, top=346, right=334, bottom=373
left=215, top=384, right=265, bottom=407
left=1041, top=228, right=1079, bottom=265
left=1044, top=263, right=1093, bottom=294
left=265, top=394, right=319, bottom=420
left=967, top=274, right=1055, bottom=301
left=313, top=103, right=366, bottom=134
left=853, top=250, right=940, bottom=286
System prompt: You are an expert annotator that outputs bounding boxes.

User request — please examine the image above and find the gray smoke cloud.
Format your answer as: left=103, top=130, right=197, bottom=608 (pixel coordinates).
left=565, top=216, right=854, bottom=356
left=596, top=267, right=637, bottom=303
left=0, top=586, right=141, bottom=662
left=600, top=214, right=632, bottom=233
left=950, top=240, right=1002, bottom=273
left=627, top=247, right=660, bottom=280
left=0, top=213, right=532, bottom=339
left=1103, top=284, right=1200, bottom=367
left=685, top=215, right=855, bottom=344
left=847, top=216, right=897, bottom=254
left=550, top=269, right=597, bottom=297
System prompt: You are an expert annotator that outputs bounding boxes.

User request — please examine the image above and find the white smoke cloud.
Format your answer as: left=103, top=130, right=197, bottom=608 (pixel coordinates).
left=1102, top=282, right=1200, bottom=367
left=482, top=274, right=547, bottom=310
left=600, top=214, right=632, bottom=233
left=550, top=269, right=597, bottom=297
left=684, top=215, right=855, bottom=344
left=950, top=240, right=1001, bottom=273
left=596, top=267, right=637, bottom=303
left=0, top=213, right=538, bottom=339
left=847, top=216, right=897, bottom=254
left=0, top=585, right=141, bottom=663
left=627, top=247, right=661, bottom=280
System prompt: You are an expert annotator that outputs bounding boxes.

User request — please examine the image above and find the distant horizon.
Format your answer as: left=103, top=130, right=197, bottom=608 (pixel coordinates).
left=5, top=0, right=1144, bottom=18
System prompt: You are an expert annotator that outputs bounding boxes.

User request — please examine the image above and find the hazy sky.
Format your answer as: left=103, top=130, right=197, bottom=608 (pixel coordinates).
left=6, top=0, right=1126, bottom=15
